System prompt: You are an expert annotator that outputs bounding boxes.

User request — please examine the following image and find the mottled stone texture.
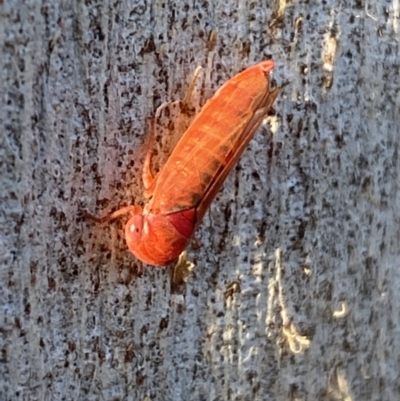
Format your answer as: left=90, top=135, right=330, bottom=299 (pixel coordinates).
left=1, top=0, right=400, bottom=400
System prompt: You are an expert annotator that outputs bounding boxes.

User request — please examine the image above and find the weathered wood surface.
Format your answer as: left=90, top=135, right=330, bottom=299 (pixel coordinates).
left=1, top=1, right=399, bottom=400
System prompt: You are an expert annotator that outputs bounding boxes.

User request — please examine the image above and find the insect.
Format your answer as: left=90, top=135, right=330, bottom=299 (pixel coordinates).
left=86, top=60, right=280, bottom=266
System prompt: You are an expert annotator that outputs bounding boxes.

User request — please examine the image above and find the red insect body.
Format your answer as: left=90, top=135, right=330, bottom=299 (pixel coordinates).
left=88, top=60, right=280, bottom=266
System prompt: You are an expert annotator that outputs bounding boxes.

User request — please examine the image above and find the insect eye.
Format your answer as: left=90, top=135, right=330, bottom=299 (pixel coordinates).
left=125, top=214, right=144, bottom=242
left=130, top=224, right=140, bottom=234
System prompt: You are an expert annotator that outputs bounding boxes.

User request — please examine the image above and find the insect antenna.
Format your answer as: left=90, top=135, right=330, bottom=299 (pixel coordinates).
left=84, top=205, right=142, bottom=223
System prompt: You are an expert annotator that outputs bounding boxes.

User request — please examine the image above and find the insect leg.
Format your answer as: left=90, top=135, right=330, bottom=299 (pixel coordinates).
left=142, top=66, right=203, bottom=197
left=142, top=98, right=176, bottom=193
left=142, top=117, right=156, bottom=190
left=182, top=66, right=203, bottom=110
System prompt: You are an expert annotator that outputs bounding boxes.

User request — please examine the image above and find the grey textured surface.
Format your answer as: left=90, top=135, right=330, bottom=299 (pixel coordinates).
left=1, top=0, right=400, bottom=400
